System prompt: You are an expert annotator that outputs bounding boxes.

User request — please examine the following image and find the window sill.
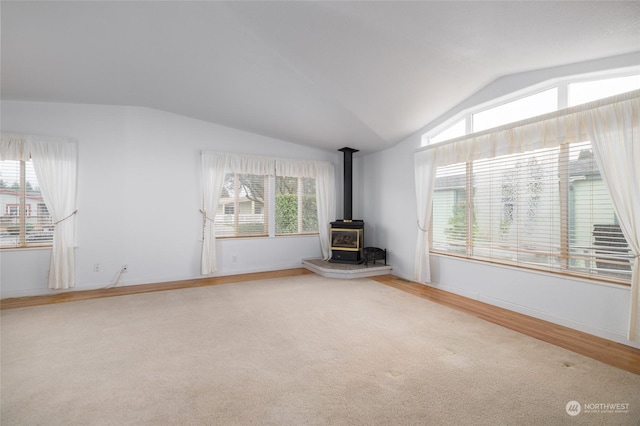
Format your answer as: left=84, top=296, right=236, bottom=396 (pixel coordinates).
left=217, top=233, right=319, bottom=240
left=0, top=245, right=53, bottom=252
left=430, top=250, right=631, bottom=288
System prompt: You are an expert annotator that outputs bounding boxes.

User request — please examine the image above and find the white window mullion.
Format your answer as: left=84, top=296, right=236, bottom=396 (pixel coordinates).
left=297, top=177, right=303, bottom=233
left=465, top=161, right=473, bottom=257
left=557, top=81, right=569, bottom=110
left=268, top=175, right=276, bottom=238
left=558, top=142, right=570, bottom=271
left=19, top=160, right=26, bottom=246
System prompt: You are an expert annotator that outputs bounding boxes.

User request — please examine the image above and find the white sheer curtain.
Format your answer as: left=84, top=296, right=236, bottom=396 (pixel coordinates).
left=200, top=152, right=276, bottom=274
left=0, top=134, right=78, bottom=289
left=200, top=152, right=228, bottom=275
left=226, top=154, right=276, bottom=176
left=275, top=159, right=317, bottom=178
left=414, top=149, right=438, bottom=283
left=586, top=97, right=640, bottom=341
left=275, top=158, right=336, bottom=260
left=314, top=162, right=336, bottom=260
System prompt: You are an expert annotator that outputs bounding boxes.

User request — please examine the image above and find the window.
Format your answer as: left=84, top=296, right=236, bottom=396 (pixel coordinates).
left=569, top=75, right=640, bottom=107
left=215, top=173, right=269, bottom=238
left=427, top=70, right=639, bottom=284
left=429, top=119, right=466, bottom=144
left=6, top=204, right=19, bottom=215
left=431, top=141, right=631, bottom=283
left=472, top=88, right=558, bottom=132
left=214, top=173, right=319, bottom=238
left=276, top=176, right=318, bottom=235
left=0, top=159, right=53, bottom=248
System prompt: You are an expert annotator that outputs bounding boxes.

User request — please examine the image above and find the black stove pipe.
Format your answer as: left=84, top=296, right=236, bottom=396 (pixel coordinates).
left=338, top=147, right=359, bottom=220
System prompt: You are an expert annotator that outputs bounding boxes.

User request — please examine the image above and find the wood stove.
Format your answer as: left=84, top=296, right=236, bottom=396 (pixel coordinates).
left=330, top=220, right=364, bottom=263
left=330, top=147, right=364, bottom=264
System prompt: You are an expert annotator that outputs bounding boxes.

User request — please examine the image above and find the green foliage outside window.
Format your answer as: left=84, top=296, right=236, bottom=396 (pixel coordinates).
left=444, top=200, right=478, bottom=242
left=275, top=194, right=317, bottom=234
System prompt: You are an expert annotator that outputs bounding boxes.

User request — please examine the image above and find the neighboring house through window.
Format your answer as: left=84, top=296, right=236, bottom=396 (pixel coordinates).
left=0, top=159, right=53, bottom=248
left=215, top=172, right=269, bottom=238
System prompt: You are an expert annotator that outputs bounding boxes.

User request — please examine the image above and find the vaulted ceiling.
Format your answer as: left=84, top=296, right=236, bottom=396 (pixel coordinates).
left=2, top=1, right=639, bottom=154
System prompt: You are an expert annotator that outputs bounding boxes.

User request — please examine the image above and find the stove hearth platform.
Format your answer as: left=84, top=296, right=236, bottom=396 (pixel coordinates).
left=302, top=258, right=392, bottom=279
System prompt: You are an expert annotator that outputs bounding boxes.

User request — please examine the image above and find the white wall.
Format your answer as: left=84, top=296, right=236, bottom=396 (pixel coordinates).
left=0, top=101, right=341, bottom=298
left=358, top=54, right=638, bottom=348
left=356, top=135, right=419, bottom=277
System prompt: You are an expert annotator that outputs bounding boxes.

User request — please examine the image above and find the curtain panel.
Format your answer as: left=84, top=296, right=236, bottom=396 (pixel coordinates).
left=414, top=149, right=438, bottom=283
left=0, top=133, right=79, bottom=289
left=586, top=99, right=640, bottom=341
left=415, top=90, right=640, bottom=341
left=313, top=162, right=336, bottom=260
left=200, top=152, right=229, bottom=275
left=200, top=151, right=336, bottom=273
left=200, top=152, right=276, bottom=274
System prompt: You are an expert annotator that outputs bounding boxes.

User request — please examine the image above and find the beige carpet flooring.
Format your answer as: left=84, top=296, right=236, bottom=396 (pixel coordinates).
left=2, top=274, right=639, bottom=425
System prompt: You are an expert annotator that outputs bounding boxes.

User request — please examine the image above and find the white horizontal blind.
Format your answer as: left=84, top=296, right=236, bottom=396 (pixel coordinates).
left=215, top=172, right=269, bottom=238
left=431, top=141, right=631, bottom=283
left=275, top=176, right=318, bottom=235
left=432, top=163, right=467, bottom=254
left=0, top=159, right=53, bottom=248
left=471, top=145, right=561, bottom=270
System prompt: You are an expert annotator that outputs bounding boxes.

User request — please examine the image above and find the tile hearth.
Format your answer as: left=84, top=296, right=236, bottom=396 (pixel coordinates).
left=302, top=258, right=392, bottom=279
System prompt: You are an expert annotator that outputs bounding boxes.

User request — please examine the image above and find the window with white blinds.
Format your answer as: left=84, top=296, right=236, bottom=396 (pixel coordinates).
left=431, top=140, right=632, bottom=283
left=0, top=159, right=53, bottom=248
left=215, top=172, right=269, bottom=238
left=275, top=176, right=318, bottom=235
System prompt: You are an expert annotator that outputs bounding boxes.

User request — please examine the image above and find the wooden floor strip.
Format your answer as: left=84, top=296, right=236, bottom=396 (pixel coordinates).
left=370, top=274, right=640, bottom=375
left=2, top=269, right=638, bottom=375
left=0, top=268, right=313, bottom=310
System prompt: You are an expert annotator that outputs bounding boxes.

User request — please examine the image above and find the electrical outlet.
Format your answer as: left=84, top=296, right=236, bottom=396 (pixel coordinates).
left=122, top=265, right=128, bottom=273
left=94, top=264, right=100, bottom=273
left=231, top=255, right=238, bottom=262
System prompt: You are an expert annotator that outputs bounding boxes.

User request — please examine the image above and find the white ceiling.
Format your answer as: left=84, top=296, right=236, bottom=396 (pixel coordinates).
left=2, top=1, right=639, bottom=154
